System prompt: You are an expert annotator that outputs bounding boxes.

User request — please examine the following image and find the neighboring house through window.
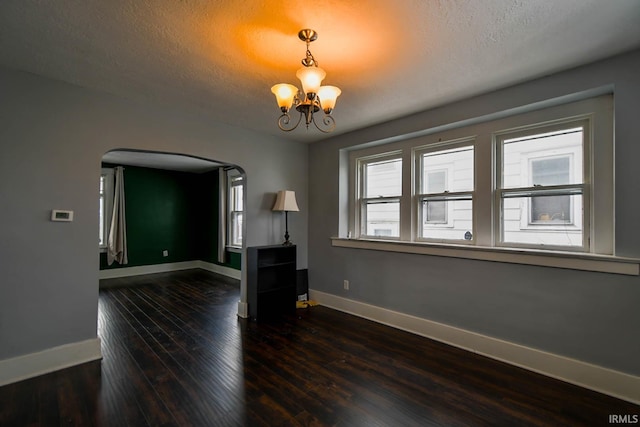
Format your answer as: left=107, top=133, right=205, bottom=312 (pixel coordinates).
left=498, top=125, right=584, bottom=248
left=424, top=170, right=447, bottom=224
left=416, top=142, right=474, bottom=242
left=358, top=154, right=402, bottom=238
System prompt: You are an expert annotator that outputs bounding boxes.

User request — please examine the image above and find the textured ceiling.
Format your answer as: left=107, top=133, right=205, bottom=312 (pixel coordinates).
left=1, top=0, right=639, bottom=144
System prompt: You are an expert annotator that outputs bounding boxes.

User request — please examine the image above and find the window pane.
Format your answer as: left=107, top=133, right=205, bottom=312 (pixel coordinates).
left=231, top=184, right=243, bottom=211
left=232, top=212, right=243, bottom=246
left=424, top=170, right=447, bottom=223
left=426, top=200, right=447, bottom=223
left=502, top=194, right=583, bottom=247
left=426, top=170, right=446, bottom=193
left=422, top=146, right=473, bottom=192
left=421, top=198, right=473, bottom=240
left=531, top=157, right=570, bottom=186
left=365, top=201, right=399, bottom=237
left=531, top=194, right=571, bottom=224
left=502, top=128, right=582, bottom=189
left=365, top=158, right=402, bottom=197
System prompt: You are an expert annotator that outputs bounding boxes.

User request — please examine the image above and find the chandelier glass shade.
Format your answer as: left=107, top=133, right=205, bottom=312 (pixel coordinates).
left=271, top=29, right=341, bottom=133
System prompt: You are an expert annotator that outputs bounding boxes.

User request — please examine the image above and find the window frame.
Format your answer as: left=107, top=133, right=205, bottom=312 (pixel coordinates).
left=355, top=151, right=404, bottom=240
left=347, top=94, right=613, bottom=259
left=227, top=170, right=244, bottom=249
left=99, top=168, right=114, bottom=251
left=414, top=138, right=476, bottom=244
left=494, top=119, right=591, bottom=252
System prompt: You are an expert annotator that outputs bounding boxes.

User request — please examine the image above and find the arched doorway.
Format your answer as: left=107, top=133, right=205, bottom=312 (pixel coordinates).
left=98, top=149, right=246, bottom=311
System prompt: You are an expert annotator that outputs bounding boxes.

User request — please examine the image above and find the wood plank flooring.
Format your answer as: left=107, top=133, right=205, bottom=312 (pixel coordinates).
left=0, top=269, right=637, bottom=426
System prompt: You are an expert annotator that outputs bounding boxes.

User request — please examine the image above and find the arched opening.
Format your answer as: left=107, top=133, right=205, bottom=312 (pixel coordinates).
left=98, top=148, right=246, bottom=310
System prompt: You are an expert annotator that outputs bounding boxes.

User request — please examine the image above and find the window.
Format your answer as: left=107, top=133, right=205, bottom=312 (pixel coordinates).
left=99, top=168, right=114, bottom=249
left=416, top=142, right=474, bottom=242
left=348, top=95, right=613, bottom=258
left=358, top=154, right=402, bottom=238
left=497, top=123, right=586, bottom=249
left=227, top=172, right=244, bottom=247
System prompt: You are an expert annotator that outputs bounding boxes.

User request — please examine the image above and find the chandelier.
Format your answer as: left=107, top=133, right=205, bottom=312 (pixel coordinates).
left=271, top=29, right=341, bottom=133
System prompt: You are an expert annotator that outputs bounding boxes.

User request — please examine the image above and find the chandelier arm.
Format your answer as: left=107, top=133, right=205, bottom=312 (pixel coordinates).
left=312, top=114, right=336, bottom=133
left=277, top=111, right=303, bottom=132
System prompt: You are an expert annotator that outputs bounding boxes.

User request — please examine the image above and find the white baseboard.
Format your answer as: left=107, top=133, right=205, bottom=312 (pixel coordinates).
left=237, top=301, right=249, bottom=318
left=99, top=261, right=200, bottom=279
left=197, top=261, right=242, bottom=280
left=0, top=338, right=102, bottom=387
left=99, top=260, right=241, bottom=281
left=309, top=290, right=640, bottom=405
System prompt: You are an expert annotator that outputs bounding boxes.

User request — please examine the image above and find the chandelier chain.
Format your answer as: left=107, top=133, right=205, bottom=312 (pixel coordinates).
left=303, top=43, right=317, bottom=67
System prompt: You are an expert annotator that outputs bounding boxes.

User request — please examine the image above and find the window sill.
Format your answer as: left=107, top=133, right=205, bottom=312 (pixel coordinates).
left=330, top=238, right=639, bottom=276
left=226, top=246, right=242, bottom=254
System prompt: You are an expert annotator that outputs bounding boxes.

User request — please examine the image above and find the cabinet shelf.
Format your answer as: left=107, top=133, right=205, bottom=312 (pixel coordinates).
left=247, top=244, right=297, bottom=321
left=257, top=285, right=294, bottom=295
left=257, top=261, right=296, bottom=269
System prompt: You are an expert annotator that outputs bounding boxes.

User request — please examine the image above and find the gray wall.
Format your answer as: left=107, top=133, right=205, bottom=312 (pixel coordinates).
left=0, top=66, right=308, bottom=360
left=308, top=49, right=640, bottom=376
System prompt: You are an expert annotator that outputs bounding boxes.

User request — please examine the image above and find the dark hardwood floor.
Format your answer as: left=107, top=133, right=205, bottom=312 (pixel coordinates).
left=1, top=269, right=637, bottom=426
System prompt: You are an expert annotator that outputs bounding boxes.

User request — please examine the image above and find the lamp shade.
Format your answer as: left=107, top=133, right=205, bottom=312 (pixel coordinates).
left=271, top=84, right=298, bottom=111
left=296, top=66, right=326, bottom=97
left=318, top=85, right=341, bottom=114
left=272, top=190, right=300, bottom=212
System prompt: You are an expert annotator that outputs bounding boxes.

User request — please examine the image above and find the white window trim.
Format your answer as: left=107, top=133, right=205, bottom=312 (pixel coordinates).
left=99, top=168, right=114, bottom=252
left=495, top=118, right=590, bottom=252
left=331, top=237, right=640, bottom=276
left=227, top=170, right=244, bottom=249
left=346, top=95, right=617, bottom=271
left=414, top=139, right=475, bottom=244
left=355, top=151, right=404, bottom=240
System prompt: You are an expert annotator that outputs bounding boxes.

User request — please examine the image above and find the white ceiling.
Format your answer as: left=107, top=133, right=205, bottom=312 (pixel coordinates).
left=1, top=0, right=639, bottom=145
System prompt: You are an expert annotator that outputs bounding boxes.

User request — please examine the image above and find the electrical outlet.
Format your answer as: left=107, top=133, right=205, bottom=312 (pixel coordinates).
left=162, top=250, right=169, bottom=257
left=343, top=280, right=349, bottom=290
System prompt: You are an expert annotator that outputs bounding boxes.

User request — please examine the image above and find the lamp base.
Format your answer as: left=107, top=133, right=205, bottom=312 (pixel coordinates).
left=283, top=227, right=293, bottom=246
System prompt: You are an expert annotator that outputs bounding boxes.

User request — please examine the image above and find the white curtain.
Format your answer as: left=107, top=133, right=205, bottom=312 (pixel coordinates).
left=217, top=168, right=227, bottom=264
left=107, top=166, right=128, bottom=265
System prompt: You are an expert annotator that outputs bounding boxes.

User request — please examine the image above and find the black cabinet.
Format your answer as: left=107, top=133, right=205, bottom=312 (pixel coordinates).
left=247, top=245, right=297, bottom=321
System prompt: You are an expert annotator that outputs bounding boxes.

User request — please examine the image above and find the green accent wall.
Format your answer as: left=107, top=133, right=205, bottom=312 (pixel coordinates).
left=226, top=251, right=241, bottom=269
left=100, top=165, right=240, bottom=271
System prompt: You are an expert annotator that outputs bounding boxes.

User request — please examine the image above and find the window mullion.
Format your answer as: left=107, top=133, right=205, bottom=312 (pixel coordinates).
left=400, top=149, right=412, bottom=241
left=500, top=184, right=584, bottom=199
left=419, top=191, right=474, bottom=201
